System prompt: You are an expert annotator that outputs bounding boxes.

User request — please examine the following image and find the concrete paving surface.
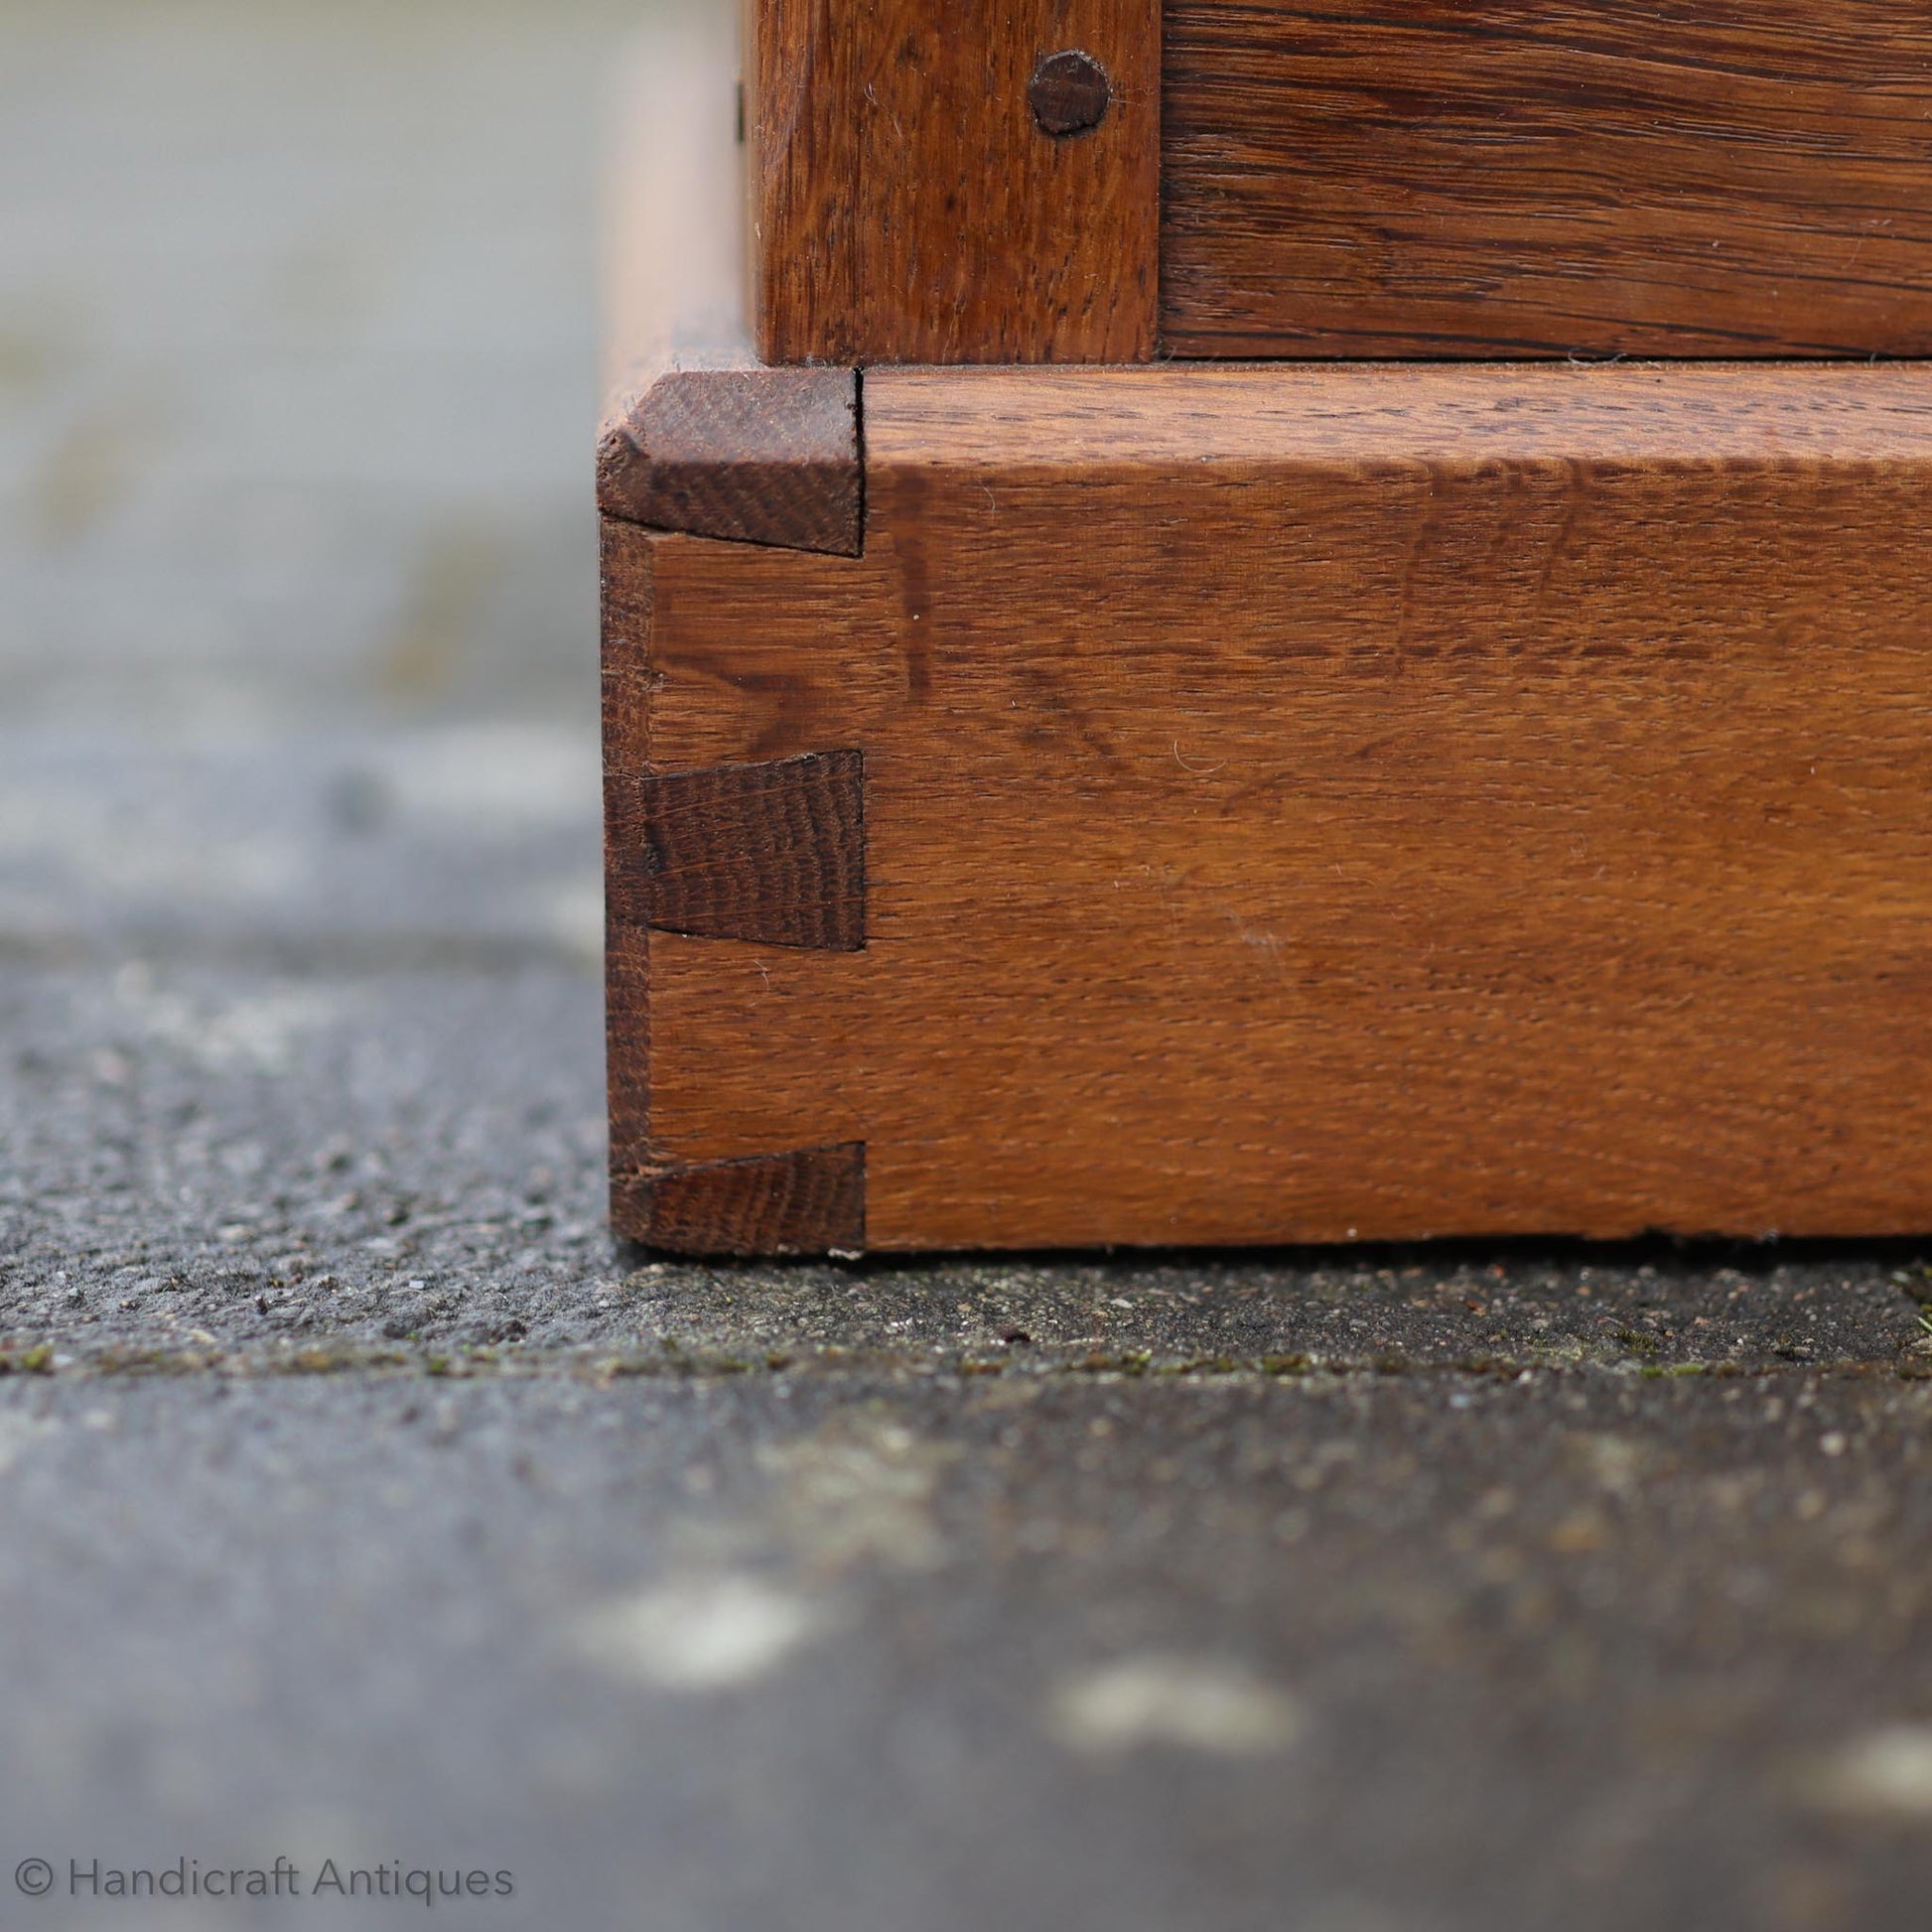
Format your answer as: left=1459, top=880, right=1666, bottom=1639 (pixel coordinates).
left=5, top=3, right=1932, bottom=1928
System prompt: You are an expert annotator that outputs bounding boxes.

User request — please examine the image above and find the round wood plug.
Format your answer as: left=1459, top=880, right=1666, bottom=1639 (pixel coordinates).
left=1029, top=51, right=1111, bottom=138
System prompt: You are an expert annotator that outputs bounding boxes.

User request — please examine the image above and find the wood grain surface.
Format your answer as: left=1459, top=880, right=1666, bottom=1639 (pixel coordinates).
left=598, top=8, right=859, bottom=553
left=604, top=506, right=868, bottom=1247
left=609, top=750, right=867, bottom=951
left=750, top=0, right=1159, bottom=363
left=602, top=516, right=655, bottom=1228
left=615, top=362, right=1932, bottom=1250
left=612, top=1143, right=866, bottom=1254
left=1163, top=0, right=1932, bottom=358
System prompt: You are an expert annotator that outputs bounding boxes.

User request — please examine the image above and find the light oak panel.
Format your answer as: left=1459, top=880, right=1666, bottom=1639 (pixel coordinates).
left=1163, top=0, right=1932, bottom=358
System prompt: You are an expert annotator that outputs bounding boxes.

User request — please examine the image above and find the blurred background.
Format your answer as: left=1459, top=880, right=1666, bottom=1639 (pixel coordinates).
left=1, top=0, right=623, bottom=967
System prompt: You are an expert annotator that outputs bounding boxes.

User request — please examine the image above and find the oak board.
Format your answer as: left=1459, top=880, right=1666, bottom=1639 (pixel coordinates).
left=607, top=362, right=1932, bottom=1250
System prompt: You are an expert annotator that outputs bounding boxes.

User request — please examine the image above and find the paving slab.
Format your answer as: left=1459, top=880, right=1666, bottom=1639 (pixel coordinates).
left=4, top=1369, right=1932, bottom=1932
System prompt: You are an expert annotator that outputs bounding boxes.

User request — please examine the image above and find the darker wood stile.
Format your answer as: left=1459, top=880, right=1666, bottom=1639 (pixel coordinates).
left=749, top=0, right=1160, bottom=363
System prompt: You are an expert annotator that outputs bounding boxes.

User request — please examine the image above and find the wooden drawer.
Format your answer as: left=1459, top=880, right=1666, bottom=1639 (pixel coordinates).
left=602, top=11, right=1932, bottom=1255
left=749, top=0, right=1932, bottom=362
